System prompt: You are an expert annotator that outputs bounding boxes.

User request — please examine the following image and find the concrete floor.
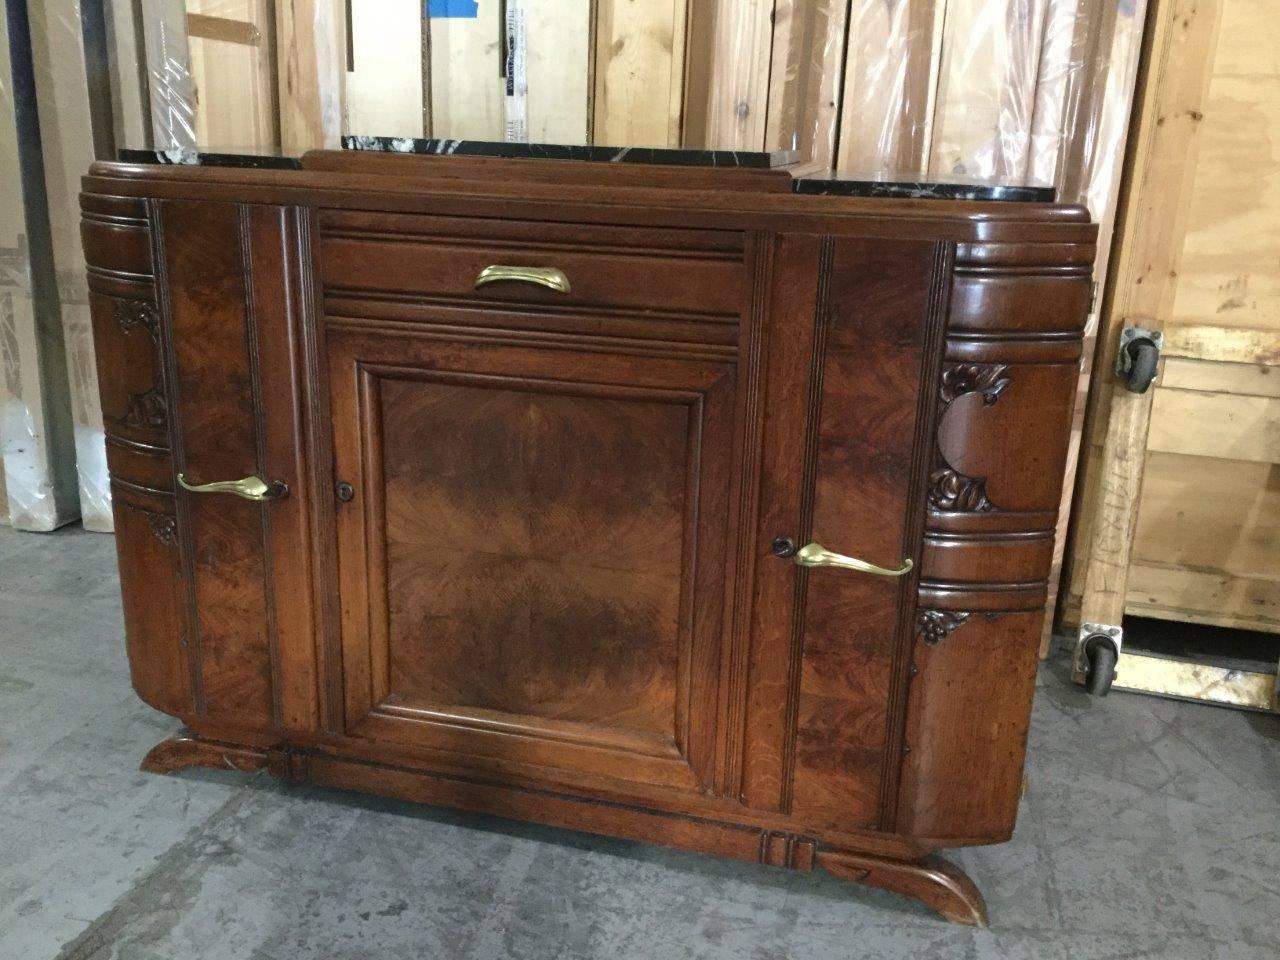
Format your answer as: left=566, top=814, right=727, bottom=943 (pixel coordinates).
left=2, top=524, right=1278, bottom=960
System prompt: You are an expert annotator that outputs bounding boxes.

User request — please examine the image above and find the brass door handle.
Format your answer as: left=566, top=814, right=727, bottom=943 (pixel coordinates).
left=474, top=265, right=571, bottom=294
left=177, top=473, right=288, bottom=501
left=793, top=541, right=913, bottom=577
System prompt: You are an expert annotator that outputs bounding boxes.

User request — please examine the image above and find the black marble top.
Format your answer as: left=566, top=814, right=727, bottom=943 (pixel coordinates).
left=341, top=136, right=796, bottom=168
left=795, top=171, right=1055, bottom=203
left=118, top=147, right=302, bottom=170
left=116, top=143, right=1056, bottom=203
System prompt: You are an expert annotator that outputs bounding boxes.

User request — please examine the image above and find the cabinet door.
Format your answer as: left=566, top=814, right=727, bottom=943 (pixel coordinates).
left=740, top=235, right=949, bottom=833
left=328, top=326, right=739, bottom=793
left=150, top=200, right=319, bottom=734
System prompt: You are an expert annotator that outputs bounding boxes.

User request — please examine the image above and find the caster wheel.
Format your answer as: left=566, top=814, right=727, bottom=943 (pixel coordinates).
left=1123, top=340, right=1159, bottom=393
left=1083, top=637, right=1118, bottom=697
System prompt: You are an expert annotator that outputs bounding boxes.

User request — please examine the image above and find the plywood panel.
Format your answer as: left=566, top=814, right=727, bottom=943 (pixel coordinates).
left=520, top=0, right=591, bottom=144
left=430, top=0, right=503, bottom=139
left=187, top=0, right=277, bottom=149
left=699, top=0, right=773, bottom=150
left=1127, top=562, right=1280, bottom=632
left=593, top=0, right=687, bottom=147
left=346, top=0, right=425, bottom=138
left=275, top=0, right=345, bottom=149
left=1133, top=451, right=1279, bottom=584
left=1147, top=388, right=1280, bottom=465
left=1159, top=357, right=1280, bottom=398
left=1168, top=0, right=1280, bottom=341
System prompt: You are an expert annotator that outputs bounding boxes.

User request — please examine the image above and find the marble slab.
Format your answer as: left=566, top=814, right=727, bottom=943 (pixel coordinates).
left=117, top=148, right=302, bottom=170
left=341, top=136, right=796, bottom=168
left=114, top=144, right=1057, bottom=203
left=794, top=173, right=1055, bottom=203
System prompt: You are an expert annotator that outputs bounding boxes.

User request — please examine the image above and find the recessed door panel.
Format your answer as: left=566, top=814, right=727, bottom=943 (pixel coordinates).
left=328, top=325, right=738, bottom=793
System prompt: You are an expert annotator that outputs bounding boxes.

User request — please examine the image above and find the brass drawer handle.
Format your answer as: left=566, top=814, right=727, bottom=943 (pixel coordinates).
left=177, top=473, right=288, bottom=501
left=793, top=541, right=913, bottom=578
left=474, top=265, right=571, bottom=294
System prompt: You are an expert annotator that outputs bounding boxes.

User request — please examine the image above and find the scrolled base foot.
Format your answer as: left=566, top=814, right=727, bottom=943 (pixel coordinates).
left=817, top=849, right=988, bottom=926
left=140, top=733, right=268, bottom=775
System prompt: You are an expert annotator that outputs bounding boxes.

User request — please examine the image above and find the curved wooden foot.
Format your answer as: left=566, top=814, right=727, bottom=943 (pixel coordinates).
left=817, top=849, right=988, bottom=926
left=140, top=734, right=268, bottom=775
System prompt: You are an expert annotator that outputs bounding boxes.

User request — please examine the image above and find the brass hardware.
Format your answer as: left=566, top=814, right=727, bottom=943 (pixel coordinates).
left=177, top=473, right=287, bottom=501
left=792, top=541, right=913, bottom=577
left=474, top=265, right=571, bottom=294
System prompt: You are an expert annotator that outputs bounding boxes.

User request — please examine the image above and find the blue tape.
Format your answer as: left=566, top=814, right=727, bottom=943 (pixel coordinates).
left=427, top=0, right=478, bottom=17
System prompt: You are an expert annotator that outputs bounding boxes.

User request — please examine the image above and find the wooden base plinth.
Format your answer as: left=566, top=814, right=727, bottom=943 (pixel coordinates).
left=141, top=733, right=987, bottom=926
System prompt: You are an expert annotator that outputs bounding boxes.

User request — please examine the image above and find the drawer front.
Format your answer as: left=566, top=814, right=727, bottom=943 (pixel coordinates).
left=318, top=210, right=746, bottom=320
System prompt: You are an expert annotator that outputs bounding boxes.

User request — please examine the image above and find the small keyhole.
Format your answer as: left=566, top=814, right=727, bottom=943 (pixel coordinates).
left=336, top=481, right=355, bottom=502
left=771, top=536, right=796, bottom=558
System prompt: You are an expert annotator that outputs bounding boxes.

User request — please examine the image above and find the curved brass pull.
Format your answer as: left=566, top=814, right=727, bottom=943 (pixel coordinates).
left=793, top=541, right=913, bottom=578
left=475, top=265, right=571, bottom=294
left=177, top=473, right=287, bottom=501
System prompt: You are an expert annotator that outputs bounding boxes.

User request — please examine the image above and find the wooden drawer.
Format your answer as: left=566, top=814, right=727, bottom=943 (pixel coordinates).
left=318, top=210, right=746, bottom=319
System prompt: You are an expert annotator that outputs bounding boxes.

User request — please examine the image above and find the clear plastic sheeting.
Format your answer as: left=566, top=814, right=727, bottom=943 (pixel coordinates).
left=1, top=0, right=82, bottom=531
left=140, top=0, right=197, bottom=149
left=765, top=0, right=849, bottom=170
left=834, top=0, right=944, bottom=176
left=27, top=0, right=116, bottom=531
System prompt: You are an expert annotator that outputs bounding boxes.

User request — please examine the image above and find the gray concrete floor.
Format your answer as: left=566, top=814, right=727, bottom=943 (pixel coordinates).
left=2, top=523, right=1278, bottom=960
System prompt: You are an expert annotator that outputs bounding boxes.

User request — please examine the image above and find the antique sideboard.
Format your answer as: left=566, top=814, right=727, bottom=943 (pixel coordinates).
left=82, top=142, right=1095, bottom=925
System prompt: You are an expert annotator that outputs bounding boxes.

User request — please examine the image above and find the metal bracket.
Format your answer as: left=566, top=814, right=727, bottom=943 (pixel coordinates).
left=1072, top=622, right=1124, bottom=684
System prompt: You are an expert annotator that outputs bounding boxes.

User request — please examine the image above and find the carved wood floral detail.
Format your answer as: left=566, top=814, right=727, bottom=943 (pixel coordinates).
left=928, top=467, right=994, bottom=512
left=121, top=385, right=168, bottom=430
left=113, top=297, right=160, bottom=341
left=939, top=363, right=1010, bottom=406
left=121, top=502, right=177, bottom=545
left=916, top=610, right=971, bottom=645
left=930, top=363, right=1011, bottom=514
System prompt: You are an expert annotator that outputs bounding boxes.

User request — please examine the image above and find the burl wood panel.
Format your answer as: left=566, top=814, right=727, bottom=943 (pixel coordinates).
left=158, top=200, right=274, bottom=726
left=328, top=326, right=738, bottom=791
left=789, top=238, right=946, bottom=831
left=379, top=379, right=687, bottom=737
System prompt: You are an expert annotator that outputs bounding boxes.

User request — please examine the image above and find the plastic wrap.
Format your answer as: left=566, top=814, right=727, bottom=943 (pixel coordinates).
left=764, top=0, right=849, bottom=170
left=26, top=0, right=116, bottom=531
left=0, top=0, right=82, bottom=531
left=140, top=0, right=196, bottom=149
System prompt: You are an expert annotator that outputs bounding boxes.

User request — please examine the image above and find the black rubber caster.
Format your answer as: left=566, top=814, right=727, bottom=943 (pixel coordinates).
left=1122, top=339, right=1159, bottom=393
left=1083, top=636, right=1118, bottom=696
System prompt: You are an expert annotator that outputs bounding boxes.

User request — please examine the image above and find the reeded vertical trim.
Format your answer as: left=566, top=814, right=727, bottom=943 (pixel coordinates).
left=296, top=206, right=347, bottom=735
left=149, top=198, right=205, bottom=718
left=717, top=231, right=772, bottom=797
left=240, top=204, right=285, bottom=733
left=778, top=235, right=835, bottom=814
left=880, top=240, right=954, bottom=832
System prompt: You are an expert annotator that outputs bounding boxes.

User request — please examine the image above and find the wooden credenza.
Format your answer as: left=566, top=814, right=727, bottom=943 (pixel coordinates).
left=82, top=149, right=1095, bottom=925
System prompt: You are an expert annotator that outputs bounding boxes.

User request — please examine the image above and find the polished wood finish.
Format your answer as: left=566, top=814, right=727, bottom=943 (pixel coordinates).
left=83, top=155, right=1094, bottom=925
